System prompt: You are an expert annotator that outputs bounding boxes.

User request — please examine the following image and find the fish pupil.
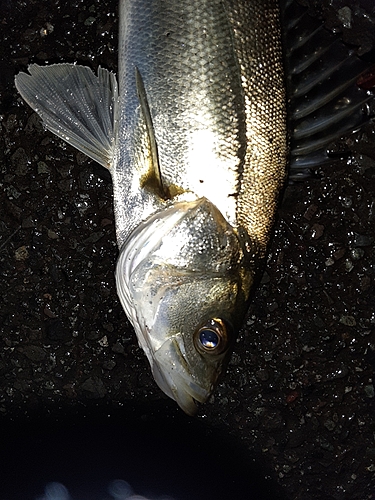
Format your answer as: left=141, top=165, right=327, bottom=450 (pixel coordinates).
left=199, top=329, right=219, bottom=349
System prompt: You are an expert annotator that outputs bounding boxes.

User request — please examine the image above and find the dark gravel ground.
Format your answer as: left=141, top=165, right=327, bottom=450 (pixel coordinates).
left=1, top=1, right=375, bottom=499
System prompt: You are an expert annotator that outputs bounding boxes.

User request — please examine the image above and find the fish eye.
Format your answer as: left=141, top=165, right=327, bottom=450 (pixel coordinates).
left=193, top=318, right=230, bottom=355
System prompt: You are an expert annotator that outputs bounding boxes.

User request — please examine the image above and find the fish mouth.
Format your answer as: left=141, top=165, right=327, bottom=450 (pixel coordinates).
left=151, top=339, right=212, bottom=416
left=151, top=362, right=206, bottom=415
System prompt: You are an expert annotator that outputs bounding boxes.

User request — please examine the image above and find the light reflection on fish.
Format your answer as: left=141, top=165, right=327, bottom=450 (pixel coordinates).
left=14, top=0, right=373, bottom=414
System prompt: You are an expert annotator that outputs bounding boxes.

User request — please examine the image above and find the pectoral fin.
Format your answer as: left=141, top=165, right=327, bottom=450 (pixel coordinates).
left=15, top=63, right=118, bottom=169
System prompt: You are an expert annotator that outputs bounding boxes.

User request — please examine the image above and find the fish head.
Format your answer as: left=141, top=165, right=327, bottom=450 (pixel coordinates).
left=116, top=196, right=255, bottom=415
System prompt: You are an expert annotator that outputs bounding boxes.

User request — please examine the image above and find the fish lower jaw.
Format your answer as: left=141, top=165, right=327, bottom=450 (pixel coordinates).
left=150, top=359, right=212, bottom=416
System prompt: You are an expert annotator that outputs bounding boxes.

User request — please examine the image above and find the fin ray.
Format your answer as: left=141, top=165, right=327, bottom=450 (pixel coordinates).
left=15, top=63, right=118, bottom=169
left=281, top=1, right=374, bottom=177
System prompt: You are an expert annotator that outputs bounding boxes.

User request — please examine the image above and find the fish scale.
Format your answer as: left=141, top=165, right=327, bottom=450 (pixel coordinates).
left=224, top=1, right=288, bottom=254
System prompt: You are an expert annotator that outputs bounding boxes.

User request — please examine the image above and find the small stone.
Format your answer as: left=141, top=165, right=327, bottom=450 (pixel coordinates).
left=84, top=16, right=96, bottom=26
left=37, top=161, right=50, bottom=174
left=333, top=248, right=345, bottom=261
left=12, top=147, right=29, bottom=176
left=25, top=113, right=43, bottom=133
left=3, top=114, right=17, bottom=132
left=286, top=390, right=300, bottom=404
left=63, top=383, right=77, bottom=399
left=310, top=223, right=324, bottom=240
left=39, top=22, right=54, bottom=37
left=98, top=335, right=109, bottom=347
left=80, top=377, right=107, bottom=399
left=352, top=233, right=373, bottom=247
left=229, top=352, right=241, bottom=366
left=345, top=259, right=354, bottom=272
left=339, top=315, right=356, bottom=326
left=5, top=185, right=21, bottom=200
left=83, top=232, right=104, bottom=244
left=324, top=419, right=336, bottom=431
left=58, top=179, right=73, bottom=192
left=14, top=246, right=28, bottom=261
left=267, top=301, right=278, bottom=312
left=18, top=345, right=46, bottom=362
left=103, top=360, right=116, bottom=370
left=338, top=7, right=352, bottom=29
left=47, top=229, right=59, bottom=240
left=256, top=369, right=269, bottom=381
left=101, top=218, right=113, bottom=227
left=364, top=384, right=374, bottom=398
left=112, top=343, right=125, bottom=355
left=350, top=248, right=364, bottom=261
left=43, top=306, right=57, bottom=319
left=326, top=363, right=349, bottom=381
left=303, top=204, right=318, bottom=221
left=22, top=216, right=35, bottom=228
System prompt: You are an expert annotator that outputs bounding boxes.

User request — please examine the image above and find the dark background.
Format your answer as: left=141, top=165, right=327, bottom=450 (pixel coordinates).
left=0, top=1, right=374, bottom=499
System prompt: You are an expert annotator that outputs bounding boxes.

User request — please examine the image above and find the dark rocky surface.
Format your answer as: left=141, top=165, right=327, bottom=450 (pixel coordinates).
left=1, top=1, right=374, bottom=499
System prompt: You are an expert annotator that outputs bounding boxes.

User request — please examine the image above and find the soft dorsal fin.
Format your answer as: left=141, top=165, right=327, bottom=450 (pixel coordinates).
left=135, top=67, right=168, bottom=200
left=15, top=63, right=118, bottom=170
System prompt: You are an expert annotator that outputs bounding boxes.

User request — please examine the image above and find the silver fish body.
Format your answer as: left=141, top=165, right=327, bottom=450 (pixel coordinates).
left=114, top=0, right=288, bottom=413
left=15, top=0, right=288, bottom=414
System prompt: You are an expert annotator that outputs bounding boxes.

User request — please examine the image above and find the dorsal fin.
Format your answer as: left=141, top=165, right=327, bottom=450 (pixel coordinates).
left=280, top=1, right=375, bottom=181
left=135, top=67, right=168, bottom=200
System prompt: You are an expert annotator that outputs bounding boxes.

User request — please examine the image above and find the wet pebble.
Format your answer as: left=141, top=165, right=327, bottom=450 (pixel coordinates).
left=18, top=345, right=46, bottom=363
left=79, top=376, right=107, bottom=399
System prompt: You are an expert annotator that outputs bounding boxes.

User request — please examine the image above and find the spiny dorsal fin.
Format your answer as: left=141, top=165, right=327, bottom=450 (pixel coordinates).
left=135, top=67, right=168, bottom=200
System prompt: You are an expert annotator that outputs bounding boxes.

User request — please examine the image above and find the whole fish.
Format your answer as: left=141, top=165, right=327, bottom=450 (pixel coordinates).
left=15, top=0, right=288, bottom=414
left=17, top=0, right=349, bottom=415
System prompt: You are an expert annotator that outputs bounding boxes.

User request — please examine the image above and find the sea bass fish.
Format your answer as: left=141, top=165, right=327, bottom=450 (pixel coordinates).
left=15, top=0, right=286, bottom=415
